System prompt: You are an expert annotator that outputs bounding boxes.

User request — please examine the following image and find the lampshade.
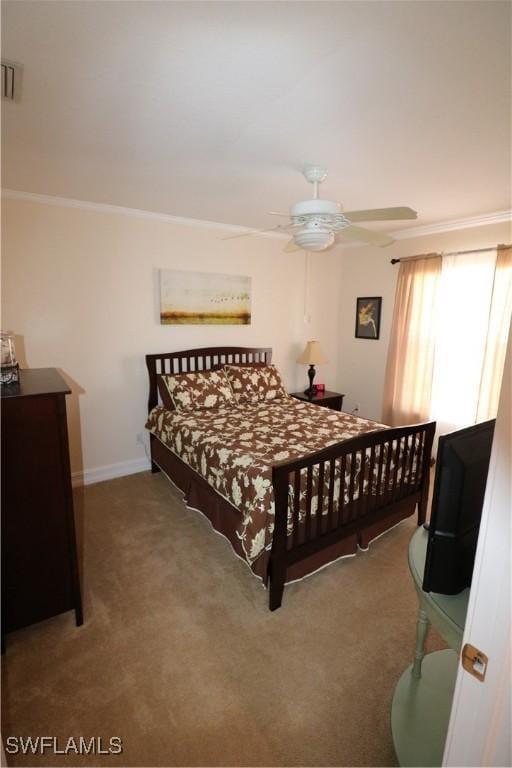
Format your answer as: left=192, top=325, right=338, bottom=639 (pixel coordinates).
left=297, top=340, right=328, bottom=365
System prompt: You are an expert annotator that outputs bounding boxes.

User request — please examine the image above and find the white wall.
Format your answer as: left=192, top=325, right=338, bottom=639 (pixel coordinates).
left=338, top=221, right=512, bottom=421
left=1, top=194, right=342, bottom=482
left=2, top=193, right=508, bottom=481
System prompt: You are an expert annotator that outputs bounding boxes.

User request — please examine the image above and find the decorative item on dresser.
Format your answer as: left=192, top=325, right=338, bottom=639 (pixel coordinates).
left=0, top=330, right=20, bottom=386
left=1, top=368, right=83, bottom=651
left=145, top=346, right=435, bottom=610
left=296, top=340, right=328, bottom=397
left=290, top=389, right=345, bottom=412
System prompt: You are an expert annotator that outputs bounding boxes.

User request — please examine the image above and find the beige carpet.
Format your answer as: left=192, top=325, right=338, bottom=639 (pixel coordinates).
left=1, top=471, right=444, bottom=767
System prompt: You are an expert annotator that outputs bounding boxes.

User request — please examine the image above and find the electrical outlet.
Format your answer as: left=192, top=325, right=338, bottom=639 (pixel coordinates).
left=136, top=432, right=145, bottom=446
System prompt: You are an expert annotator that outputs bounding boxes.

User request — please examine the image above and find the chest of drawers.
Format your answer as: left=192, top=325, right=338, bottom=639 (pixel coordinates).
left=1, top=368, right=83, bottom=649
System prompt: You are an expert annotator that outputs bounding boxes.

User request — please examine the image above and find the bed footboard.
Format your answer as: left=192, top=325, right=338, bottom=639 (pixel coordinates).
left=269, top=421, right=435, bottom=610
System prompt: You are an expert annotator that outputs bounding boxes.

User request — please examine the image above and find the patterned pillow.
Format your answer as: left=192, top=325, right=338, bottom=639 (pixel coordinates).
left=259, top=365, right=288, bottom=401
left=161, top=370, right=234, bottom=411
left=223, top=365, right=264, bottom=404
left=224, top=364, right=287, bottom=404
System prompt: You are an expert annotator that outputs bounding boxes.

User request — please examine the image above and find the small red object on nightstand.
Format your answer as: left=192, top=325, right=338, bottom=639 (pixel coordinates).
left=314, top=383, right=326, bottom=392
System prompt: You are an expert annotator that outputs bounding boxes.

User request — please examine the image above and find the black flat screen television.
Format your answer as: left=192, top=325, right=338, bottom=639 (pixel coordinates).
left=422, top=419, right=496, bottom=595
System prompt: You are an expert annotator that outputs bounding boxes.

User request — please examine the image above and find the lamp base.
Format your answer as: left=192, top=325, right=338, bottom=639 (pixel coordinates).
left=303, top=364, right=316, bottom=398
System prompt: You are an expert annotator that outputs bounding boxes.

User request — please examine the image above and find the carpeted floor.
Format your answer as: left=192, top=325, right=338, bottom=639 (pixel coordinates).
left=1, top=471, right=444, bottom=767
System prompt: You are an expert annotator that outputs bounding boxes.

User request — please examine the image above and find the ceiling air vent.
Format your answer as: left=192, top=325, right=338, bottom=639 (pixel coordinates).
left=2, top=61, right=21, bottom=101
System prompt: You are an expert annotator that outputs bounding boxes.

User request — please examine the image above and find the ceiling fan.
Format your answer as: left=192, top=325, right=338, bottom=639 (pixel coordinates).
left=223, top=165, right=417, bottom=251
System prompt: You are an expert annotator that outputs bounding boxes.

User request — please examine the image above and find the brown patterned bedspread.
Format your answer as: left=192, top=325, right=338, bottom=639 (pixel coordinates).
left=146, top=397, right=386, bottom=566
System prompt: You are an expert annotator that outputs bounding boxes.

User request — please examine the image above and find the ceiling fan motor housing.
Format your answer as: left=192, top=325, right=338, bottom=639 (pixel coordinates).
left=290, top=198, right=341, bottom=217
left=291, top=198, right=349, bottom=250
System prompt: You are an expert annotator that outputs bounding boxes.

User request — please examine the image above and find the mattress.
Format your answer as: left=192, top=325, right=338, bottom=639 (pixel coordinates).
left=146, top=397, right=386, bottom=567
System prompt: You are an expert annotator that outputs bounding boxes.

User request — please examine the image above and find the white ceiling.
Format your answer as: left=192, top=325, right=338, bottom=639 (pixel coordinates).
left=2, top=1, right=511, bottom=231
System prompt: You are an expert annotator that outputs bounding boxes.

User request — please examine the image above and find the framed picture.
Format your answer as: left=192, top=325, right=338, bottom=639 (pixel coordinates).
left=160, top=269, right=251, bottom=325
left=355, top=297, right=382, bottom=339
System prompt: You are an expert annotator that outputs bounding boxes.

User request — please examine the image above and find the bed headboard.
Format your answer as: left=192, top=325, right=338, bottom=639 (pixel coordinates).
left=145, top=346, right=273, bottom=413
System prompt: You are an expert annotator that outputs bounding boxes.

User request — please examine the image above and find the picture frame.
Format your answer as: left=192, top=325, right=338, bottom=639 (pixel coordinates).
left=355, top=297, right=382, bottom=340
left=159, top=269, right=251, bottom=325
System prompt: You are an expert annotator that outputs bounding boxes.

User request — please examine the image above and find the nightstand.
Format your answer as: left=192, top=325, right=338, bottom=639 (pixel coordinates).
left=290, top=390, right=345, bottom=412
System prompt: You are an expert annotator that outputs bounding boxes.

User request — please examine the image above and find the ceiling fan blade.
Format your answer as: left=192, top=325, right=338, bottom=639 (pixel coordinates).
left=343, top=206, right=417, bottom=222
left=267, top=211, right=290, bottom=217
left=283, top=238, right=302, bottom=253
left=335, top=225, right=395, bottom=247
left=221, top=225, right=284, bottom=241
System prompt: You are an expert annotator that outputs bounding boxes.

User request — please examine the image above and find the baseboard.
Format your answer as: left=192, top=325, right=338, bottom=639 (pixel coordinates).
left=72, top=457, right=151, bottom=487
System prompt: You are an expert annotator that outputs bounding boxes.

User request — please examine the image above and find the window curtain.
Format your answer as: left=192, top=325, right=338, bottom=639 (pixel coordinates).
left=476, top=245, right=512, bottom=421
left=382, top=254, right=442, bottom=426
left=383, top=245, right=512, bottom=431
left=429, top=249, right=498, bottom=435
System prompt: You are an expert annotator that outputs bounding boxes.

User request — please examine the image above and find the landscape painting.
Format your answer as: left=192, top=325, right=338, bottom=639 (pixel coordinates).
left=160, top=269, right=251, bottom=325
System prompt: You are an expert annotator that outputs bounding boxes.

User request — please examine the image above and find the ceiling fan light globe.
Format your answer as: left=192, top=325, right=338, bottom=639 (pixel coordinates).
left=294, top=229, right=335, bottom=251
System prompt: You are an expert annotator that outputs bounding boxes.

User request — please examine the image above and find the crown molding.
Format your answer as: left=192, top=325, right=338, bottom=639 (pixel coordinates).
left=391, top=210, right=512, bottom=240
left=3, top=188, right=510, bottom=242
left=1, top=188, right=288, bottom=239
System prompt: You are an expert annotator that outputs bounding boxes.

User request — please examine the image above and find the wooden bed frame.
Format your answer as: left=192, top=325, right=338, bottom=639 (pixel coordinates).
left=146, top=346, right=435, bottom=610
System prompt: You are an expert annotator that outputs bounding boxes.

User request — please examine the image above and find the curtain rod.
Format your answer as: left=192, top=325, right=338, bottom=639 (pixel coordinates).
left=390, top=246, right=505, bottom=265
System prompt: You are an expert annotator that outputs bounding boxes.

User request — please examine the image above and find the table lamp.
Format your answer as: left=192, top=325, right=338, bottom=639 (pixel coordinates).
left=297, top=340, right=328, bottom=398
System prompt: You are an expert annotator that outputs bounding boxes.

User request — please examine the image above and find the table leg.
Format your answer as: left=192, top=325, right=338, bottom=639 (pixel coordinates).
left=412, top=608, right=430, bottom=679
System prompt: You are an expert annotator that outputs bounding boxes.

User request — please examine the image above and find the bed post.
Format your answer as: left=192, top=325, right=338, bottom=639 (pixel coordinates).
left=149, top=434, right=161, bottom=474
left=145, top=355, right=161, bottom=474
left=417, top=422, right=436, bottom=525
left=269, top=465, right=289, bottom=610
